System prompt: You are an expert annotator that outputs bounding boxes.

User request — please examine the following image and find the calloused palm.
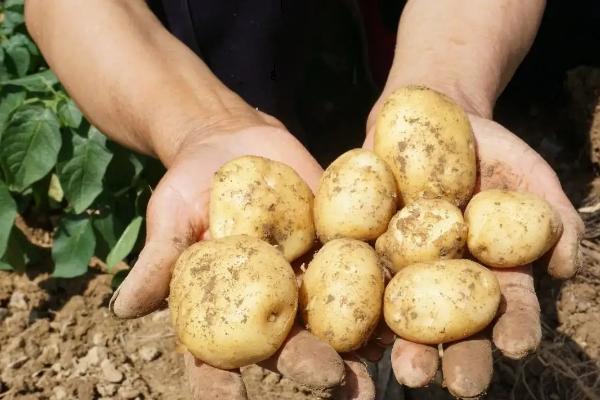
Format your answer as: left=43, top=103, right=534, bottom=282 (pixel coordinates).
left=365, top=115, right=583, bottom=398
left=109, top=125, right=375, bottom=399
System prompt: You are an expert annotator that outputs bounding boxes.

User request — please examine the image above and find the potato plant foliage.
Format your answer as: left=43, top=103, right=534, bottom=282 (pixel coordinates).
left=0, top=1, right=163, bottom=279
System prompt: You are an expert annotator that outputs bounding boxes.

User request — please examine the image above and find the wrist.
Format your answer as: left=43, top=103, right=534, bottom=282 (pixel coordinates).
left=148, top=97, right=284, bottom=167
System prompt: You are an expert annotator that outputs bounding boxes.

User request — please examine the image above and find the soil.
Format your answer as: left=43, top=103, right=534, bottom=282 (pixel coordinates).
left=0, top=269, right=187, bottom=400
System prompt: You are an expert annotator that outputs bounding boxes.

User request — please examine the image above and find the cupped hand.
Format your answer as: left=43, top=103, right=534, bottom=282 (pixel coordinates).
left=365, top=115, right=583, bottom=398
left=108, top=122, right=373, bottom=399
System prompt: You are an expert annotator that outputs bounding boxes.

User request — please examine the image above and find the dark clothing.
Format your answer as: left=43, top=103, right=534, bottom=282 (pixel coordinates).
left=146, top=1, right=399, bottom=163
left=149, top=1, right=314, bottom=123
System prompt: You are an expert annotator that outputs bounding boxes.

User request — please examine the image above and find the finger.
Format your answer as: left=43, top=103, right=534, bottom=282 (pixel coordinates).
left=525, top=157, right=584, bottom=279
left=184, top=352, right=247, bottom=400
left=442, top=335, right=493, bottom=399
left=338, top=356, right=376, bottom=400
left=390, top=338, right=439, bottom=388
left=491, top=265, right=541, bottom=359
left=545, top=192, right=584, bottom=279
left=110, top=178, right=201, bottom=318
left=259, top=325, right=345, bottom=389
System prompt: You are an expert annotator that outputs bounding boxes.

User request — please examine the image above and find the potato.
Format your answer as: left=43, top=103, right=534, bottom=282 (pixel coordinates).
left=169, top=235, right=298, bottom=369
left=384, top=259, right=500, bottom=344
left=375, top=199, right=467, bottom=274
left=465, top=189, right=563, bottom=268
left=314, top=149, right=397, bottom=242
left=374, top=85, right=476, bottom=207
left=300, top=239, right=384, bottom=352
left=210, top=156, right=315, bottom=261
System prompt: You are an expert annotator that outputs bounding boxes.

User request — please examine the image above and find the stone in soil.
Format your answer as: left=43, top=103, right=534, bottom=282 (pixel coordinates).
left=101, top=359, right=124, bottom=383
left=139, top=345, right=161, bottom=362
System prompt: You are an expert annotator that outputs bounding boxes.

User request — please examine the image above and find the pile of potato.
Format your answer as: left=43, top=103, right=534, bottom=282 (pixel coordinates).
left=168, top=86, right=562, bottom=373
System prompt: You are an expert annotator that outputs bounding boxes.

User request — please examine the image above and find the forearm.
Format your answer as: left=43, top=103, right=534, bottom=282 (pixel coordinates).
left=25, top=0, right=271, bottom=166
left=371, top=0, right=545, bottom=125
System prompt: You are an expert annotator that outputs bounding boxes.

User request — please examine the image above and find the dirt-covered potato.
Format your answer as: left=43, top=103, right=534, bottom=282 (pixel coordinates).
left=169, top=235, right=298, bottom=369
left=374, top=86, right=476, bottom=207
left=210, top=156, right=315, bottom=261
left=375, top=199, right=467, bottom=274
left=300, top=239, right=384, bottom=352
left=384, top=259, right=501, bottom=344
left=314, top=149, right=397, bottom=242
left=465, top=189, right=563, bottom=268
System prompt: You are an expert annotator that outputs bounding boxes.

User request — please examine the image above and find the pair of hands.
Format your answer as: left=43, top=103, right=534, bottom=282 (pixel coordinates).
left=109, top=108, right=583, bottom=399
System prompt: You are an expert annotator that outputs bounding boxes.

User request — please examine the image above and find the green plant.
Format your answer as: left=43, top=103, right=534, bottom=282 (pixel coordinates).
left=0, top=0, right=163, bottom=279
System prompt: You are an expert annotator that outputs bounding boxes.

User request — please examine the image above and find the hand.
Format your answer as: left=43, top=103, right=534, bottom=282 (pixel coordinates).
left=365, top=115, right=583, bottom=398
left=107, top=120, right=377, bottom=399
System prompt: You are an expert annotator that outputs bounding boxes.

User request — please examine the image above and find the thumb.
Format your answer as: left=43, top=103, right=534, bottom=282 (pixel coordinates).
left=527, top=159, right=584, bottom=279
left=109, top=177, right=203, bottom=318
left=545, top=188, right=584, bottom=279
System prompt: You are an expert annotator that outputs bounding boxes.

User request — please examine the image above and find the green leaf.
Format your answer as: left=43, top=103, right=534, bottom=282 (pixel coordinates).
left=0, top=107, right=62, bottom=192
left=129, top=153, right=145, bottom=180
left=4, top=0, right=24, bottom=12
left=3, top=33, right=36, bottom=77
left=52, top=215, right=95, bottom=278
left=57, top=99, right=82, bottom=128
left=106, top=216, right=143, bottom=270
left=1, top=10, right=24, bottom=34
left=0, top=90, right=26, bottom=134
left=93, top=210, right=119, bottom=248
left=5, top=45, right=29, bottom=77
left=0, top=181, right=17, bottom=257
left=88, top=126, right=107, bottom=144
left=0, top=227, right=27, bottom=272
left=1, top=69, right=58, bottom=92
left=58, top=134, right=113, bottom=213
left=105, top=146, right=145, bottom=194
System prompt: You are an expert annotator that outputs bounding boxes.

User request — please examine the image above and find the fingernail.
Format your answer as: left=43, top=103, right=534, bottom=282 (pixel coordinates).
left=108, top=283, right=123, bottom=317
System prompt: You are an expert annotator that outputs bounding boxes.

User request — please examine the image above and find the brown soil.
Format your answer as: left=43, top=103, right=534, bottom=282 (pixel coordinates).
left=0, top=269, right=187, bottom=400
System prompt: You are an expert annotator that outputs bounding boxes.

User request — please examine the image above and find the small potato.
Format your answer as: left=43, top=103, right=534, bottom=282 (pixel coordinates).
left=375, top=199, right=467, bottom=274
left=384, top=259, right=501, bottom=344
left=374, top=86, right=476, bottom=207
left=314, top=149, right=397, bottom=242
left=210, top=156, right=315, bottom=261
left=169, top=235, right=298, bottom=369
left=465, top=189, right=563, bottom=268
left=300, top=239, right=384, bottom=352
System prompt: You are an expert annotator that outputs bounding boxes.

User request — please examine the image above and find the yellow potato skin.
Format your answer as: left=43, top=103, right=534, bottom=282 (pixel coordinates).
left=314, top=149, right=397, bottom=242
left=374, top=86, right=476, bottom=207
left=465, top=189, right=563, bottom=268
left=375, top=199, right=467, bottom=274
left=384, top=259, right=501, bottom=345
left=169, top=235, right=298, bottom=369
left=300, top=239, right=384, bottom=352
left=209, top=156, right=315, bottom=262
